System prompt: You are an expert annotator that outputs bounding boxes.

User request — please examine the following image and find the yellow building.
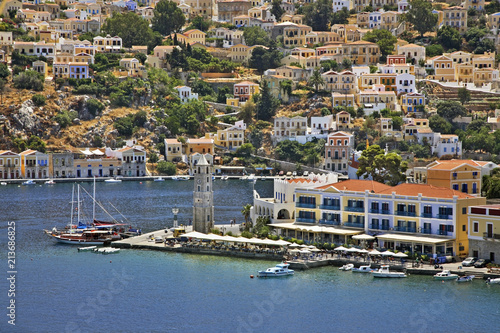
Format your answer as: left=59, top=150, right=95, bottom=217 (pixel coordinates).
left=187, top=137, right=214, bottom=155
left=283, top=24, right=312, bottom=48
left=468, top=205, right=500, bottom=262
left=442, top=6, right=468, bottom=33
left=425, top=159, right=483, bottom=196
left=0, top=150, right=21, bottom=179
left=289, top=179, right=485, bottom=257
left=213, top=120, right=246, bottom=150
left=165, top=139, right=183, bottom=162
left=20, top=150, right=49, bottom=179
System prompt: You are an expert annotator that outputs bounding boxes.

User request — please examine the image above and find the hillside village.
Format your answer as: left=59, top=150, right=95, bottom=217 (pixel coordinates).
left=1, top=0, right=500, bottom=263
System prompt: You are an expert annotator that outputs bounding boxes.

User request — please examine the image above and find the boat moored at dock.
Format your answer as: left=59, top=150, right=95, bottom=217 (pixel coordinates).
left=352, top=265, right=376, bottom=273
left=258, top=263, right=294, bottom=277
left=433, top=270, right=459, bottom=280
left=339, top=263, right=354, bottom=271
left=371, top=265, right=407, bottom=278
left=456, top=275, right=475, bottom=282
left=486, top=277, right=500, bottom=284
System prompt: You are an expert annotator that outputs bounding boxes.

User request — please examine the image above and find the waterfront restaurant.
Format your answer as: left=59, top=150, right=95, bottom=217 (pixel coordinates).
left=269, top=180, right=486, bottom=257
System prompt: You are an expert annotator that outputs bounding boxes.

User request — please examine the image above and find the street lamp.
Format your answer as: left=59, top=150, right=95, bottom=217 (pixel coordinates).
left=172, top=207, right=179, bottom=228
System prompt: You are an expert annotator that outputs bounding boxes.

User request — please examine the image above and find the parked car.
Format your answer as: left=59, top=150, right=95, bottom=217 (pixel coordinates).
left=462, top=257, right=477, bottom=267
left=474, top=259, right=492, bottom=268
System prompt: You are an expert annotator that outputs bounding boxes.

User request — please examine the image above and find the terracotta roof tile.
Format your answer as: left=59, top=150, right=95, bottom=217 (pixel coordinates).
left=378, top=183, right=474, bottom=199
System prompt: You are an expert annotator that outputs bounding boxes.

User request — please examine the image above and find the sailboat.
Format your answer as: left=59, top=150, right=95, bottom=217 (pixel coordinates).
left=44, top=179, right=130, bottom=245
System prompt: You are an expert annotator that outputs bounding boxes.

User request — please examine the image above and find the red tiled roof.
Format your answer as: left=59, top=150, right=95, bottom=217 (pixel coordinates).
left=378, top=183, right=474, bottom=199
left=315, top=179, right=391, bottom=192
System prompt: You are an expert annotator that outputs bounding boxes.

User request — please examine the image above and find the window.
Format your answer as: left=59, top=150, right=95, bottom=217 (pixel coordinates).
left=462, top=207, right=467, bottom=214
left=462, top=225, right=466, bottom=232
left=473, top=222, right=478, bottom=233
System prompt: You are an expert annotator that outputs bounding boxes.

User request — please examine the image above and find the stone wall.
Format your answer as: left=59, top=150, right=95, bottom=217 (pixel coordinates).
left=469, top=239, right=500, bottom=260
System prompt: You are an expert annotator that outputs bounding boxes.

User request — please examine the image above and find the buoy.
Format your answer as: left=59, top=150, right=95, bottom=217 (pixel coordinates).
left=250, top=275, right=254, bottom=279
left=140, top=182, right=142, bottom=184
left=110, top=260, right=112, bottom=263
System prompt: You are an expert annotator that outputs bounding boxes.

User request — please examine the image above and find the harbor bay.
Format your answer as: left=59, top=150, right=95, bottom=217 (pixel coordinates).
left=1, top=180, right=500, bottom=332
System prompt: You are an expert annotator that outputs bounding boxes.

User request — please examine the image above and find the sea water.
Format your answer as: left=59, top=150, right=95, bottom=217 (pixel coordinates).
left=0, top=180, right=499, bottom=332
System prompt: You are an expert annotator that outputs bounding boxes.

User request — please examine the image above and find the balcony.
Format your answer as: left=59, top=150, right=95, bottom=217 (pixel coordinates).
left=319, top=204, right=340, bottom=210
left=296, top=202, right=316, bottom=208
left=344, top=206, right=364, bottom=212
left=421, top=213, right=433, bottom=218
left=369, top=224, right=380, bottom=229
left=394, top=226, right=407, bottom=232
left=381, top=210, right=391, bottom=215
left=370, top=209, right=379, bottom=214
left=421, top=228, right=432, bottom=234
left=319, top=219, right=340, bottom=226
left=483, top=233, right=500, bottom=240
left=437, top=214, right=451, bottom=220
left=344, top=222, right=364, bottom=228
left=438, top=230, right=449, bottom=236
left=296, top=217, right=316, bottom=223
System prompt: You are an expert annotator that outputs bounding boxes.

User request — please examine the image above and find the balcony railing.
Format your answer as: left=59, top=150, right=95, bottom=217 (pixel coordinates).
left=370, top=209, right=379, bottom=214
left=296, top=202, right=316, bottom=208
left=319, top=204, right=340, bottom=211
left=396, top=211, right=416, bottom=217
left=380, top=225, right=390, bottom=230
left=296, top=217, right=316, bottom=223
left=421, top=213, right=433, bottom=218
left=369, top=224, right=380, bottom=229
left=421, top=228, right=432, bottom=234
left=344, top=206, right=364, bottom=212
left=437, top=214, right=451, bottom=220
left=438, top=230, right=449, bottom=236
left=319, top=219, right=340, bottom=226
left=344, top=222, right=364, bottom=228
left=483, top=233, right=500, bottom=240
left=381, top=209, right=391, bottom=214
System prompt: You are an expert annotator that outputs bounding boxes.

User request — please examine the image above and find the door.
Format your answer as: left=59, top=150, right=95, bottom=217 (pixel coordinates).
left=490, top=252, right=495, bottom=262
left=487, top=224, right=493, bottom=238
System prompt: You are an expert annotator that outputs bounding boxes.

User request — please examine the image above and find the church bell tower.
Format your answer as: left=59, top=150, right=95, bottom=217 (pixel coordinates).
left=192, top=154, right=214, bottom=233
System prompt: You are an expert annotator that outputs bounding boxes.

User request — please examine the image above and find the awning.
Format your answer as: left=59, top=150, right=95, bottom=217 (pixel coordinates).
left=92, top=149, right=104, bottom=155
left=80, top=149, right=93, bottom=155
left=269, top=223, right=362, bottom=236
left=352, top=234, right=375, bottom=240
left=376, top=233, right=453, bottom=244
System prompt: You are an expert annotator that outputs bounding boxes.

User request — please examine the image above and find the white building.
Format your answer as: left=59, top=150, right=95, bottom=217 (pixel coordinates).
left=272, top=116, right=308, bottom=144
left=396, top=73, right=416, bottom=94
left=333, top=0, right=352, bottom=12
left=369, top=11, right=381, bottom=29
left=175, top=86, right=199, bottom=103
left=311, top=115, right=333, bottom=136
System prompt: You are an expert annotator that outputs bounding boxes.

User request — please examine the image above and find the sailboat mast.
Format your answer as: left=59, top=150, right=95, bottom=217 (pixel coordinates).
left=77, top=185, right=81, bottom=224
left=70, top=184, right=75, bottom=227
left=93, top=176, right=96, bottom=222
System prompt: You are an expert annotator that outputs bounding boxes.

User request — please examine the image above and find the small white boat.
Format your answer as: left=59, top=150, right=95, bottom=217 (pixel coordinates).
left=434, top=270, right=459, bottom=280
left=258, top=262, right=294, bottom=277
left=153, top=177, right=165, bottom=182
left=240, top=175, right=248, bottom=181
left=456, top=275, right=475, bottom=282
left=172, top=176, right=190, bottom=181
left=45, top=179, right=56, bottom=185
left=486, top=277, right=500, bottom=284
left=78, top=246, right=97, bottom=252
left=352, top=265, right=376, bottom=273
left=0, top=182, right=7, bottom=186
left=372, top=265, right=407, bottom=278
left=221, top=175, right=229, bottom=181
left=104, top=178, right=122, bottom=183
left=22, top=180, right=36, bottom=185
left=339, top=263, right=354, bottom=271
left=247, top=174, right=256, bottom=182
left=94, top=247, right=120, bottom=254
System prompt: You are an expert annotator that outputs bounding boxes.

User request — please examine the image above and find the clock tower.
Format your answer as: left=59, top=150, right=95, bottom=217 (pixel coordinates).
left=192, top=154, right=214, bottom=233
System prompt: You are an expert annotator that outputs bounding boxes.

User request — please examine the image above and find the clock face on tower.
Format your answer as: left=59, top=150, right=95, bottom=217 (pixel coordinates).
left=197, top=179, right=202, bottom=184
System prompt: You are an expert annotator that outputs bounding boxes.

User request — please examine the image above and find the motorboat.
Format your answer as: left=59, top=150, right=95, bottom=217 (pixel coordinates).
left=371, top=265, right=407, bottom=278
left=456, top=275, right=475, bottom=282
left=433, top=270, right=459, bottom=280
left=352, top=265, right=376, bottom=273
left=486, top=277, right=500, bottom=284
left=153, top=177, right=165, bottom=182
left=247, top=174, right=256, bottom=182
left=94, top=247, right=120, bottom=254
left=0, top=182, right=7, bottom=186
left=339, top=263, right=354, bottom=271
left=258, top=263, right=294, bottom=277
left=22, top=180, right=36, bottom=185
left=45, top=179, right=56, bottom=185
left=78, top=246, right=97, bottom=252
left=221, top=175, right=229, bottom=181
left=104, top=178, right=122, bottom=183
left=172, top=176, right=190, bottom=181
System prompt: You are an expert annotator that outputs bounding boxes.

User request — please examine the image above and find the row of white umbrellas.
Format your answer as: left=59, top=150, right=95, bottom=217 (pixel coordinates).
left=332, top=246, right=408, bottom=257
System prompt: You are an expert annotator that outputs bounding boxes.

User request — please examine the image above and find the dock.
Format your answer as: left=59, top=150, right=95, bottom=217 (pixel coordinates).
left=112, top=227, right=285, bottom=261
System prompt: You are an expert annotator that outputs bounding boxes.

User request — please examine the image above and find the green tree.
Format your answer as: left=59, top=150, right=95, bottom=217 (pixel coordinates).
left=426, top=44, right=444, bottom=57
left=27, top=135, right=47, bottom=153
left=102, top=12, right=156, bottom=49
left=405, top=0, right=438, bottom=37
left=187, top=15, right=211, bottom=32
left=241, top=204, right=253, bottom=230
left=429, top=114, right=453, bottom=134
left=236, top=143, right=254, bottom=156
left=331, top=7, right=350, bottom=25
left=457, top=87, right=471, bottom=105
left=13, top=70, right=44, bottom=91
left=87, top=98, right=105, bottom=116
left=157, top=161, right=177, bottom=175
left=114, top=116, right=134, bottom=136
left=341, top=58, right=352, bottom=70
left=31, top=94, right=46, bottom=106
left=239, top=98, right=255, bottom=125
left=248, top=46, right=281, bottom=73
left=436, top=100, right=467, bottom=121
left=0, top=63, right=9, bottom=80
left=216, top=86, right=231, bottom=103
left=149, top=152, right=159, bottom=163
left=485, top=0, right=500, bottom=14
left=243, top=26, right=271, bottom=47
left=308, top=68, right=324, bottom=93
left=356, top=145, right=408, bottom=185
left=436, top=25, right=462, bottom=50
left=303, top=0, right=333, bottom=31
left=152, top=0, right=185, bottom=36
left=255, top=80, right=279, bottom=121
left=363, top=29, right=397, bottom=58
left=271, top=0, right=285, bottom=22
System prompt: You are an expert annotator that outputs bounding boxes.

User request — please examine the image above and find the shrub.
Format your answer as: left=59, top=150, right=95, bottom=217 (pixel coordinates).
left=240, top=231, right=253, bottom=238
left=114, top=116, right=134, bottom=136
left=31, top=94, right=46, bottom=106
left=156, top=161, right=176, bottom=175
left=87, top=98, right=105, bottom=116
left=73, top=84, right=99, bottom=95
left=13, top=70, right=44, bottom=91
left=53, top=109, right=77, bottom=128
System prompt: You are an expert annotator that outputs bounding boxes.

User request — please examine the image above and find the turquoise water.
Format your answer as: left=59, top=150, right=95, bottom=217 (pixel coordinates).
left=1, top=180, right=499, bottom=332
